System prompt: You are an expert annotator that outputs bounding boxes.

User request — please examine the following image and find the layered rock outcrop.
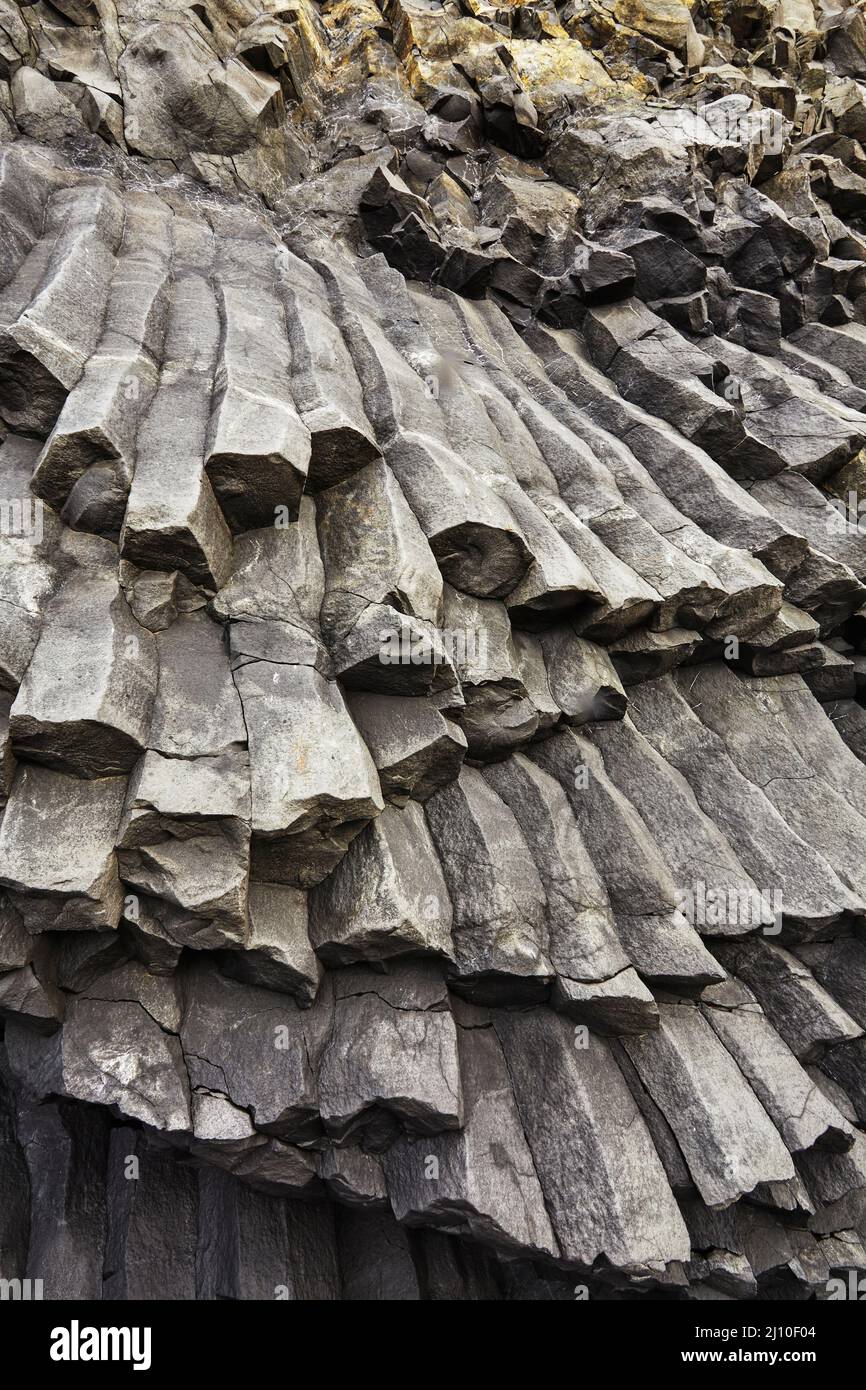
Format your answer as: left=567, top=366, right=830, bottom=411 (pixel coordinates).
left=1, top=0, right=866, bottom=1301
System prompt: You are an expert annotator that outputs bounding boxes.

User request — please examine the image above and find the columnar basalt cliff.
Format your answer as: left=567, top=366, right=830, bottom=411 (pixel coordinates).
left=1, top=0, right=866, bottom=1301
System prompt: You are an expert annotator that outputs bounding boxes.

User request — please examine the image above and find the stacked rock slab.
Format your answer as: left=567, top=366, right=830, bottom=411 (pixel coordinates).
left=1, top=0, right=866, bottom=1301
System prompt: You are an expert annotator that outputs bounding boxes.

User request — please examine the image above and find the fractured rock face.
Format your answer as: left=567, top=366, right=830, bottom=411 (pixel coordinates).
left=10, top=559, right=157, bottom=778
left=211, top=496, right=328, bottom=670
left=6, top=997, right=191, bottom=1135
left=0, top=765, right=125, bottom=933
left=441, top=585, right=542, bottom=759
left=317, top=962, right=463, bottom=1147
left=218, top=882, right=321, bottom=1006
left=345, top=692, right=467, bottom=805
left=3, top=0, right=866, bottom=1308
left=309, top=801, right=454, bottom=966
left=0, top=182, right=124, bottom=434
left=494, top=1007, right=691, bottom=1274
left=425, top=766, right=552, bottom=1000
left=383, top=1012, right=558, bottom=1257
left=180, top=960, right=321, bottom=1141
left=316, top=457, right=455, bottom=694
left=233, top=659, right=383, bottom=887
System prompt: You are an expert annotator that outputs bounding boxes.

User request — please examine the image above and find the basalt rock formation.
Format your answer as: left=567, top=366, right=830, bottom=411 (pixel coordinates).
left=1, top=0, right=866, bottom=1302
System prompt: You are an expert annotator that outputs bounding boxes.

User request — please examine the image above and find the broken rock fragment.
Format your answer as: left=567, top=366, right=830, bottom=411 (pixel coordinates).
left=317, top=962, right=462, bottom=1146
left=309, top=801, right=454, bottom=966
left=345, top=692, right=467, bottom=805
left=10, top=560, right=157, bottom=778
left=5, top=996, right=191, bottom=1134
left=441, top=584, right=540, bottom=760
left=181, top=960, right=321, bottom=1141
left=233, top=658, right=383, bottom=887
left=218, top=882, right=321, bottom=1007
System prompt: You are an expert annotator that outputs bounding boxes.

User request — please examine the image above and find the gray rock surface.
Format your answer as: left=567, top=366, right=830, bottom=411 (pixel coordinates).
left=310, top=801, right=454, bottom=966
left=425, top=767, right=552, bottom=1000
left=317, top=963, right=462, bottom=1145
left=2, top=0, right=866, bottom=1305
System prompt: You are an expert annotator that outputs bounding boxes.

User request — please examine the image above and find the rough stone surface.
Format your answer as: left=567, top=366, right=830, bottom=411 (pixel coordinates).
left=2, top=0, right=866, bottom=1306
